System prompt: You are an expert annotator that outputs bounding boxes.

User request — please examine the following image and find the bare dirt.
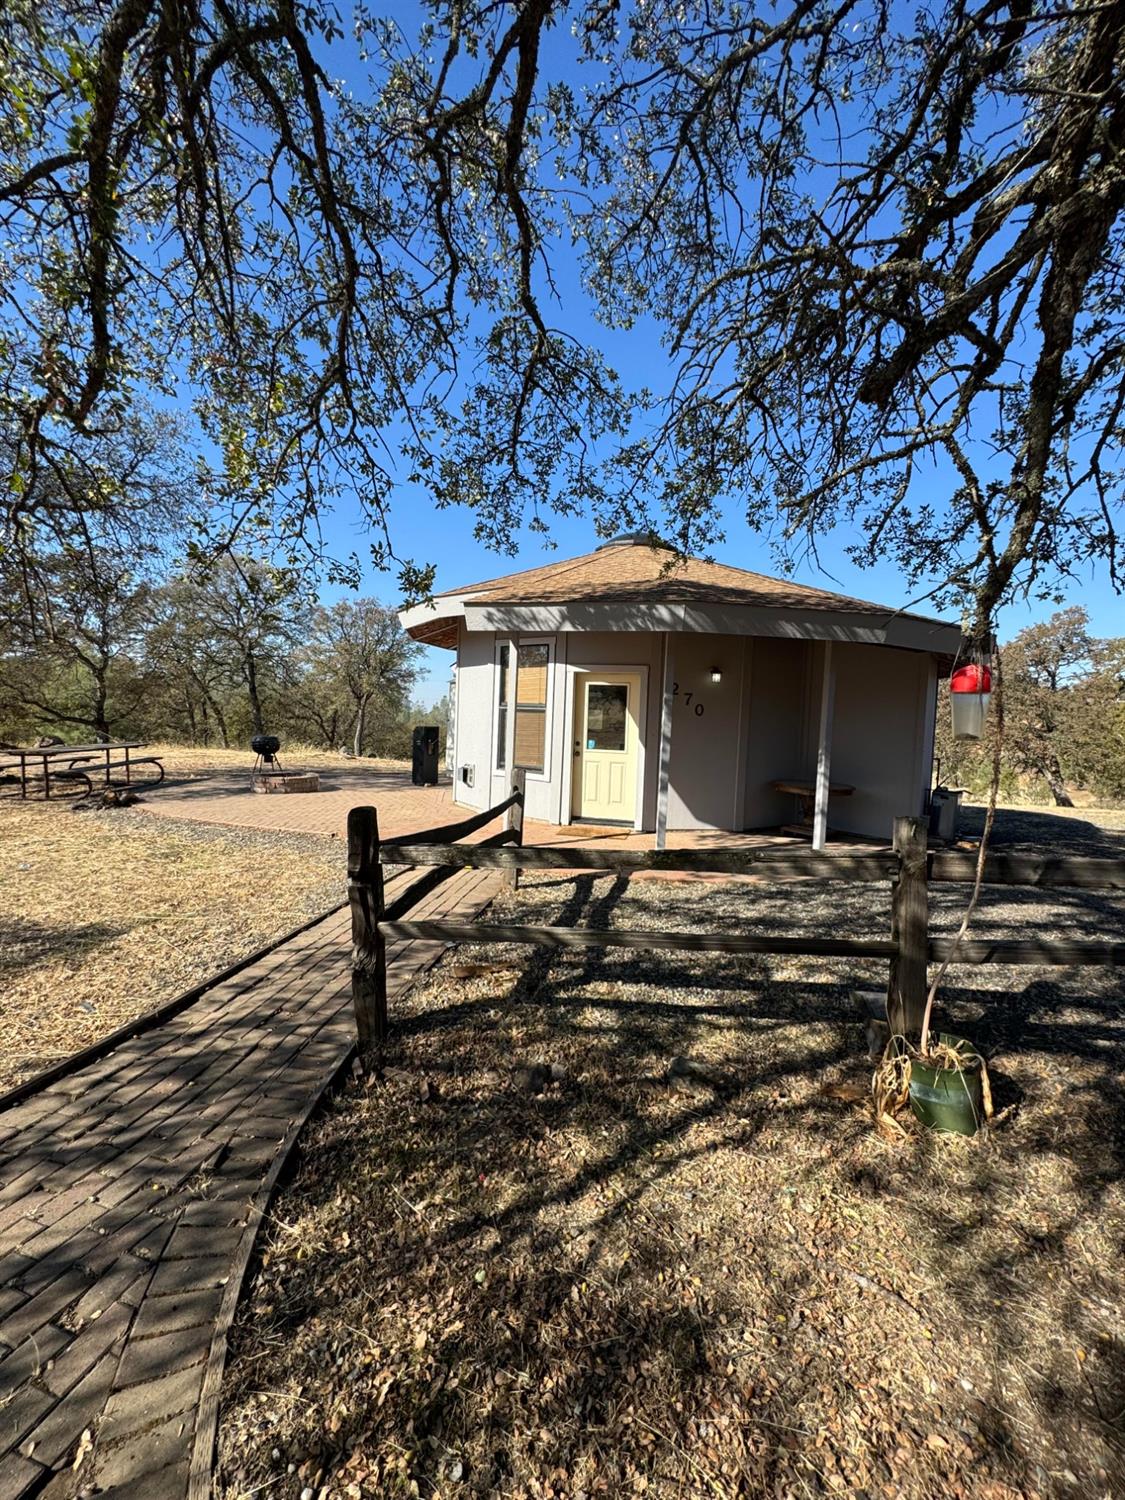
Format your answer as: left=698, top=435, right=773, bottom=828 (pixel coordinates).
left=216, top=850, right=1125, bottom=1500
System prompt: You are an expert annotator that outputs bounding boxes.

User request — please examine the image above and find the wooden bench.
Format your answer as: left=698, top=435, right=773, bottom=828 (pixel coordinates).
left=772, top=778, right=856, bottom=838
left=0, top=756, right=94, bottom=799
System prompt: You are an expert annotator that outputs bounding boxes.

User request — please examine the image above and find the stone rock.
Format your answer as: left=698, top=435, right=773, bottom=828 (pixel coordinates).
left=511, top=1061, right=565, bottom=1095
left=512, top=1064, right=551, bottom=1094
left=866, top=1019, right=891, bottom=1061
left=99, top=786, right=138, bottom=808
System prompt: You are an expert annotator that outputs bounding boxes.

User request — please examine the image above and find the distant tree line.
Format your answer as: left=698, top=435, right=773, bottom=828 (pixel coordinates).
left=935, top=610, right=1125, bottom=806
left=0, top=419, right=438, bottom=757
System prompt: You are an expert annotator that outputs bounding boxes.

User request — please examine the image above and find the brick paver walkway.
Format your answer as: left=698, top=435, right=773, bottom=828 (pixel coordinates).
left=0, top=867, right=500, bottom=1500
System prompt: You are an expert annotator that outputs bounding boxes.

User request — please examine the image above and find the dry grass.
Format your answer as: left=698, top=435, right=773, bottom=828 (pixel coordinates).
left=147, top=741, right=412, bottom=778
left=218, top=869, right=1125, bottom=1500
left=0, top=800, right=345, bottom=1092
left=962, top=800, right=1125, bottom=838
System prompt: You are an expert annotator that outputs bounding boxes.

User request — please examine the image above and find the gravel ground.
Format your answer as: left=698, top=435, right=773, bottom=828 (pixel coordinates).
left=217, top=863, right=1125, bottom=1500
left=0, top=800, right=346, bottom=1092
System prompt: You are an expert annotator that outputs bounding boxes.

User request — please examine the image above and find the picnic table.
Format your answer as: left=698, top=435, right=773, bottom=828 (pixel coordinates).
left=772, top=778, right=856, bottom=838
left=0, top=741, right=164, bottom=800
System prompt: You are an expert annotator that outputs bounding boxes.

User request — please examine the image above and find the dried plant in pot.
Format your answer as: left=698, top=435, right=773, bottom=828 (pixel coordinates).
left=874, top=1024, right=994, bottom=1138
left=910, top=1035, right=991, bottom=1135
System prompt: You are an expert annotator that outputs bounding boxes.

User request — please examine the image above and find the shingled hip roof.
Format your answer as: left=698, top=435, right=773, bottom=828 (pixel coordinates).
left=401, top=538, right=960, bottom=654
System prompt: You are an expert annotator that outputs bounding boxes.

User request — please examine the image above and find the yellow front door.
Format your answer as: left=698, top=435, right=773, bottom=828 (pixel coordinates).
left=571, top=672, right=641, bottom=823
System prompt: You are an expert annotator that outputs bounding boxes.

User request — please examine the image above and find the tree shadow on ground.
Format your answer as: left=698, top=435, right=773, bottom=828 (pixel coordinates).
left=0, top=915, right=124, bottom=982
left=966, top=804, right=1125, bottom=858
left=218, top=869, right=1125, bottom=1500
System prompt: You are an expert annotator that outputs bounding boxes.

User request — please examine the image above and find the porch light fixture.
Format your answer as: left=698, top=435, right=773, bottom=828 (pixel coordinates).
left=710, top=667, right=722, bottom=684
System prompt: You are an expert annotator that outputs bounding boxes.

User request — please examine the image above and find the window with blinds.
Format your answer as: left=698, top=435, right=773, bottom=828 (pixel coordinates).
left=495, top=642, right=510, bottom=770
left=514, top=642, right=549, bottom=773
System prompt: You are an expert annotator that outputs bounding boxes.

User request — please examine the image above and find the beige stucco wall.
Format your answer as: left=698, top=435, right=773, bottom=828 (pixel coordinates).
left=454, top=626, right=938, bottom=837
left=826, top=642, right=935, bottom=837
left=450, top=623, right=494, bottom=810
left=741, top=637, right=813, bottom=829
left=664, top=633, right=747, bottom=831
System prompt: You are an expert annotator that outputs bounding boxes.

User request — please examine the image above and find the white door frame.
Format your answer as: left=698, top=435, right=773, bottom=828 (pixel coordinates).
left=562, top=664, right=649, bottom=831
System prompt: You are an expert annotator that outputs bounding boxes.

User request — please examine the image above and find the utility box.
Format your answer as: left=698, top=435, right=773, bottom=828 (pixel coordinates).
left=929, top=786, right=964, bottom=842
left=412, top=725, right=440, bottom=786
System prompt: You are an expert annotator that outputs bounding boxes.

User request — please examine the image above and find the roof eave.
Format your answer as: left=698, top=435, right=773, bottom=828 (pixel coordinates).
left=399, top=594, right=475, bottom=649
left=462, top=600, right=963, bottom=655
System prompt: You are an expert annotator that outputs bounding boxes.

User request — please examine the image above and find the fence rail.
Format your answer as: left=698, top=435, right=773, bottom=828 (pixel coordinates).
left=347, top=772, right=526, bottom=1050
left=928, top=852, right=1125, bottom=890
left=376, top=843, right=1125, bottom=891
left=377, top=919, right=899, bottom=960
left=346, top=798, right=1125, bottom=1053
left=377, top=843, right=898, bottom=881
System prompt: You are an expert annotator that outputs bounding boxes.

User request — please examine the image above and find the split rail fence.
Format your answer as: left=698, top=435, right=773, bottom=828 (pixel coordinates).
left=347, top=771, right=1125, bottom=1052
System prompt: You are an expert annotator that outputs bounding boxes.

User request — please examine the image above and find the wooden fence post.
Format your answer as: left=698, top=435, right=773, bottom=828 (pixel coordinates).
left=887, top=815, right=929, bottom=1041
left=505, top=769, right=526, bottom=889
left=347, top=805, right=387, bottom=1057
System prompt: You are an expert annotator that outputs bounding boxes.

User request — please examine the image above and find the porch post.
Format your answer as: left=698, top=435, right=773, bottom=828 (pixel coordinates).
left=812, top=641, right=835, bottom=852
left=655, top=632, right=675, bottom=849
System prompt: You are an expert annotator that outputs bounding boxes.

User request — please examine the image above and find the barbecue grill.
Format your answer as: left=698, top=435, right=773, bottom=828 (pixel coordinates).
left=250, top=734, right=283, bottom=779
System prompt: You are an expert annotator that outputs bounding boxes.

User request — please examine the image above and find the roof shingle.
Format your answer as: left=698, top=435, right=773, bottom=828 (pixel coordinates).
left=440, top=540, right=923, bottom=616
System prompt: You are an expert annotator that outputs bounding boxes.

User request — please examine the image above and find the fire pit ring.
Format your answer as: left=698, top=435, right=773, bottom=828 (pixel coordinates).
left=252, top=770, right=320, bottom=794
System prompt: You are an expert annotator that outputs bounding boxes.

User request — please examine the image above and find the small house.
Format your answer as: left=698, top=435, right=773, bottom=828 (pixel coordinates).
left=400, top=537, right=962, bottom=847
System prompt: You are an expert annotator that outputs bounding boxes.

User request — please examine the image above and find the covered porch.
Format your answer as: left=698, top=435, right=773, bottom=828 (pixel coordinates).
left=401, top=536, right=961, bottom=847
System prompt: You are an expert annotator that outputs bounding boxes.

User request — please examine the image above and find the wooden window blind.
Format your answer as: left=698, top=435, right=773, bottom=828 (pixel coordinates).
left=514, top=643, right=549, bottom=773
left=514, top=709, right=546, bottom=770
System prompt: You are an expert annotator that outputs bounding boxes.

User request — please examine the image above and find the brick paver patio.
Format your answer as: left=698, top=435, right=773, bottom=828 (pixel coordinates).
left=138, top=764, right=833, bottom=855
left=0, top=865, right=500, bottom=1500
left=138, top=765, right=460, bottom=840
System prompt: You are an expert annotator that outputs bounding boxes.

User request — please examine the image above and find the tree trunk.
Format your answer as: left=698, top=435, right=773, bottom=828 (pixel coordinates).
left=92, top=669, right=110, bottom=742
left=353, top=695, right=369, bottom=758
left=205, top=691, right=230, bottom=748
left=245, top=652, right=265, bottom=736
left=1045, top=766, right=1074, bottom=807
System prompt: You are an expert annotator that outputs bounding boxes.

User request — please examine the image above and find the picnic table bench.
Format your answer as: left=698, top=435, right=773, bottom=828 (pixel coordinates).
left=772, top=778, right=856, bottom=838
left=0, top=741, right=165, bottom=800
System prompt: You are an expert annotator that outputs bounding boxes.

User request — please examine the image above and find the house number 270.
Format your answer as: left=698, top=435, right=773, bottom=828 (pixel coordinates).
left=671, top=683, right=705, bottom=716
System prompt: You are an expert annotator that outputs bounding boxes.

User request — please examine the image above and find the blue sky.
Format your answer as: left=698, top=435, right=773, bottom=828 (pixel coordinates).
left=320, top=289, right=1124, bottom=700
left=302, top=6, right=1124, bottom=702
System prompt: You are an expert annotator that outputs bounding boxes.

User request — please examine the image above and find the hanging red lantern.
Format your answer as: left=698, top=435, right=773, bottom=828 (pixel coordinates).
left=950, top=662, right=991, bottom=740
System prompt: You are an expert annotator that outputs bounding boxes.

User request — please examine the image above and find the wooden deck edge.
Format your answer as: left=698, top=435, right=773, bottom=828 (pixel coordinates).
left=0, top=900, right=349, bottom=1116
left=187, top=1039, right=358, bottom=1500
left=189, top=872, right=502, bottom=1499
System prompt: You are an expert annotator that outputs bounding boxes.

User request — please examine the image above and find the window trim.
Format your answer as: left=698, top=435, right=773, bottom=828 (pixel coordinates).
left=493, top=638, right=512, bottom=773
left=512, top=635, right=555, bottom=782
